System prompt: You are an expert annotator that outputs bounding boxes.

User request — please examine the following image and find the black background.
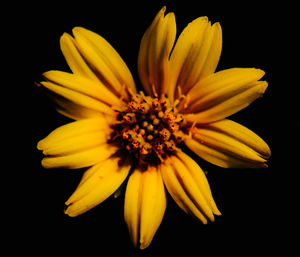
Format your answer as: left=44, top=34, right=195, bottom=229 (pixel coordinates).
left=8, top=0, right=297, bottom=255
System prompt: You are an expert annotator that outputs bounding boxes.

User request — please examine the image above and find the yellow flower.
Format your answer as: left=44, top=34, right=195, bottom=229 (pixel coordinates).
left=37, top=7, right=271, bottom=249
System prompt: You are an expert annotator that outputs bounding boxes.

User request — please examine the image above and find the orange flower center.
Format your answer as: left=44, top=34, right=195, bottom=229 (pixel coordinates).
left=110, top=93, right=187, bottom=165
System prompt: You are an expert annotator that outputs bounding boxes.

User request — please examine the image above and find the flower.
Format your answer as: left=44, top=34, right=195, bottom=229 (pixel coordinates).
left=37, top=6, right=271, bottom=249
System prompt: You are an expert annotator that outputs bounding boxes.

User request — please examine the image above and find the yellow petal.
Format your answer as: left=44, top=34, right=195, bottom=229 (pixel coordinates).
left=41, top=143, right=119, bottom=169
left=161, top=155, right=216, bottom=224
left=185, top=68, right=265, bottom=110
left=72, top=27, right=136, bottom=99
left=38, top=118, right=110, bottom=149
left=124, top=165, right=166, bottom=249
left=185, top=138, right=248, bottom=168
left=183, top=68, right=267, bottom=123
left=171, top=155, right=215, bottom=221
left=168, top=18, right=222, bottom=101
left=60, top=32, right=99, bottom=81
left=206, top=119, right=271, bottom=159
left=199, top=22, right=222, bottom=81
left=65, top=155, right=131, bottom=217
left=176, top=151, right=221, bottom=215
left=124, top=167, right=142, bottom=247
left=185, top=119, right=270, bottom=168
left=37, top=118, right=111, bottom=156
left=40, top=81, right=116, bottom=116
left=138, top=6, right=176, bottom=97
left=43, top=70, right=122, bottom=107
left=185, top=81, right=267, bottom=124
left=53, top=97, right=116, bottom=121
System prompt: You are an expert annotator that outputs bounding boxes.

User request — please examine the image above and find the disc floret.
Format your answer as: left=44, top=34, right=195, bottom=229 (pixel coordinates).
left=111, top=92, right=187, bottom=165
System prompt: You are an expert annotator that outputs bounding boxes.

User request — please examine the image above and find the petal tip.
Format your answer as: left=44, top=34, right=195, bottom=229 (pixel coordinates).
left=72, top=26, right=86, bottom=37
left=59, top=32, right=74, bottom=50
left=212, top=21, right=221, bottom=28
left=72, top=26, right=83, bottom=32
left=41, top=158, right=50, bottom=168
left=213, top=208, right=222, bottom=216
left=64, top=206, right=76, bottom=217
left=60, top=32, right=71, bottom=41
left=37, top=140, right=44, bottom=150
left=255, top=68, right=265, bottom=79
left=202, top=219, right=208, bottom=225
left=139, top=240, right=149, bottom=250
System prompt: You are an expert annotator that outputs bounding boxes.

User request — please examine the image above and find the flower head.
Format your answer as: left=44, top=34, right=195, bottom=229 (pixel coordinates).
left=37, top=7, right=270, bottom=249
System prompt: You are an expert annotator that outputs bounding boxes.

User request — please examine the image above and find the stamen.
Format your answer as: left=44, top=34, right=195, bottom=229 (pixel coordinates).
left=139, top=129, right=146, bottom=136
left=173, top=99, right=180, bottom=107
left=151, top=84, right=158, bottom=98
left=120, top=84, right=129, bottom=101
left=153, top=118, right=160, bottom=125
left=142, top=121, right=148, bottom=128
left=183, top=94, right=190, bottom=109
left=188, top=121, right=197, bottom=138
left=147, top=134, right=153, bottom=141
left=157, top=111, right=164, bottom=118
left=139, top=91, right=146, bottom=97
left=126, top=84, right=135, bottom=97
left=147, top=124, right=154, bottom=132
left=177, top=85, right=183, bottom=98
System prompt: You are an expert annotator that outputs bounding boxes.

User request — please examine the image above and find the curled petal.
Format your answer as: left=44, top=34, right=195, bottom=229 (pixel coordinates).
left=60, top=32, right=99, bottom=81
left=185, top=68, right=265, bottom=110
left=41, top=91, right=116, bottom=121
left=38, top=118, right=119, bottom=169
left=176, top=151, right=221, bottom=215
left=72, top=27, right=136, bottom=99
left=138, top=6, right=176, bottom=97
left=161, top=153, right=220, bottom=224
left=56, top=100, right=112, bottom=120
left=40, top=143, right=119, bottom=169
left=124, top=165, right=166, bottom=249
left=185, top=119, right=271, bottom=168
left=168, top=18, right=222, bottom=102
left=40, top=81, right=116, bottom=116
left=65, top=155, right=131, bottom=217
left=43, top=71, right=122, bottom=107
left=37, top=118, right=111, bottom=156
left=182, top=68, right=267, bottom=123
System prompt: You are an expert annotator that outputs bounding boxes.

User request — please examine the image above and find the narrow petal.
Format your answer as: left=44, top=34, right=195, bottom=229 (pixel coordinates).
left=38, top=118, right=109, bottom=147
left=40, top=81, right=116, bottom=116
left=176, top=151, right=221, bottom=215
left=182, top=68, right=267, bottom=123
left=43, top=71, right=122, bottom=107
left=199, top=22, right=222, bottom=81
left=184, top=119, right=270, bottom=168
left=124, top=165, right=166, bottom=249
left=72, top=27, right=136, bottom=99
left=41, top=143, right=119, bottom=169
left=168, top=18, right=222, bottom=101
left=138, top=6, right=176, bottom=97
left=161, top=154, right=218, bottom=224
left=50, top=96, right=115, bottom=121
left=124, top=167, right=142, bottom=247
left=207, top=119, right=271, bottom=159
left=65, top=155, right=131, bottom=217
left=37, top=118, right=111, bottom=156
left=60, top=32, right=99, bottom=81
left=185, top=68, right=265, bottom=111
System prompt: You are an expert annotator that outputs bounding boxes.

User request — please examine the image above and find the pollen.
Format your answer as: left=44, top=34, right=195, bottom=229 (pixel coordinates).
left=110, top=92, right=187, bottom=165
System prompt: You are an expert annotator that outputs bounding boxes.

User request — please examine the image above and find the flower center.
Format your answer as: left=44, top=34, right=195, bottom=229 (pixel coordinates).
left=110, top=92, right=187, bottom=165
